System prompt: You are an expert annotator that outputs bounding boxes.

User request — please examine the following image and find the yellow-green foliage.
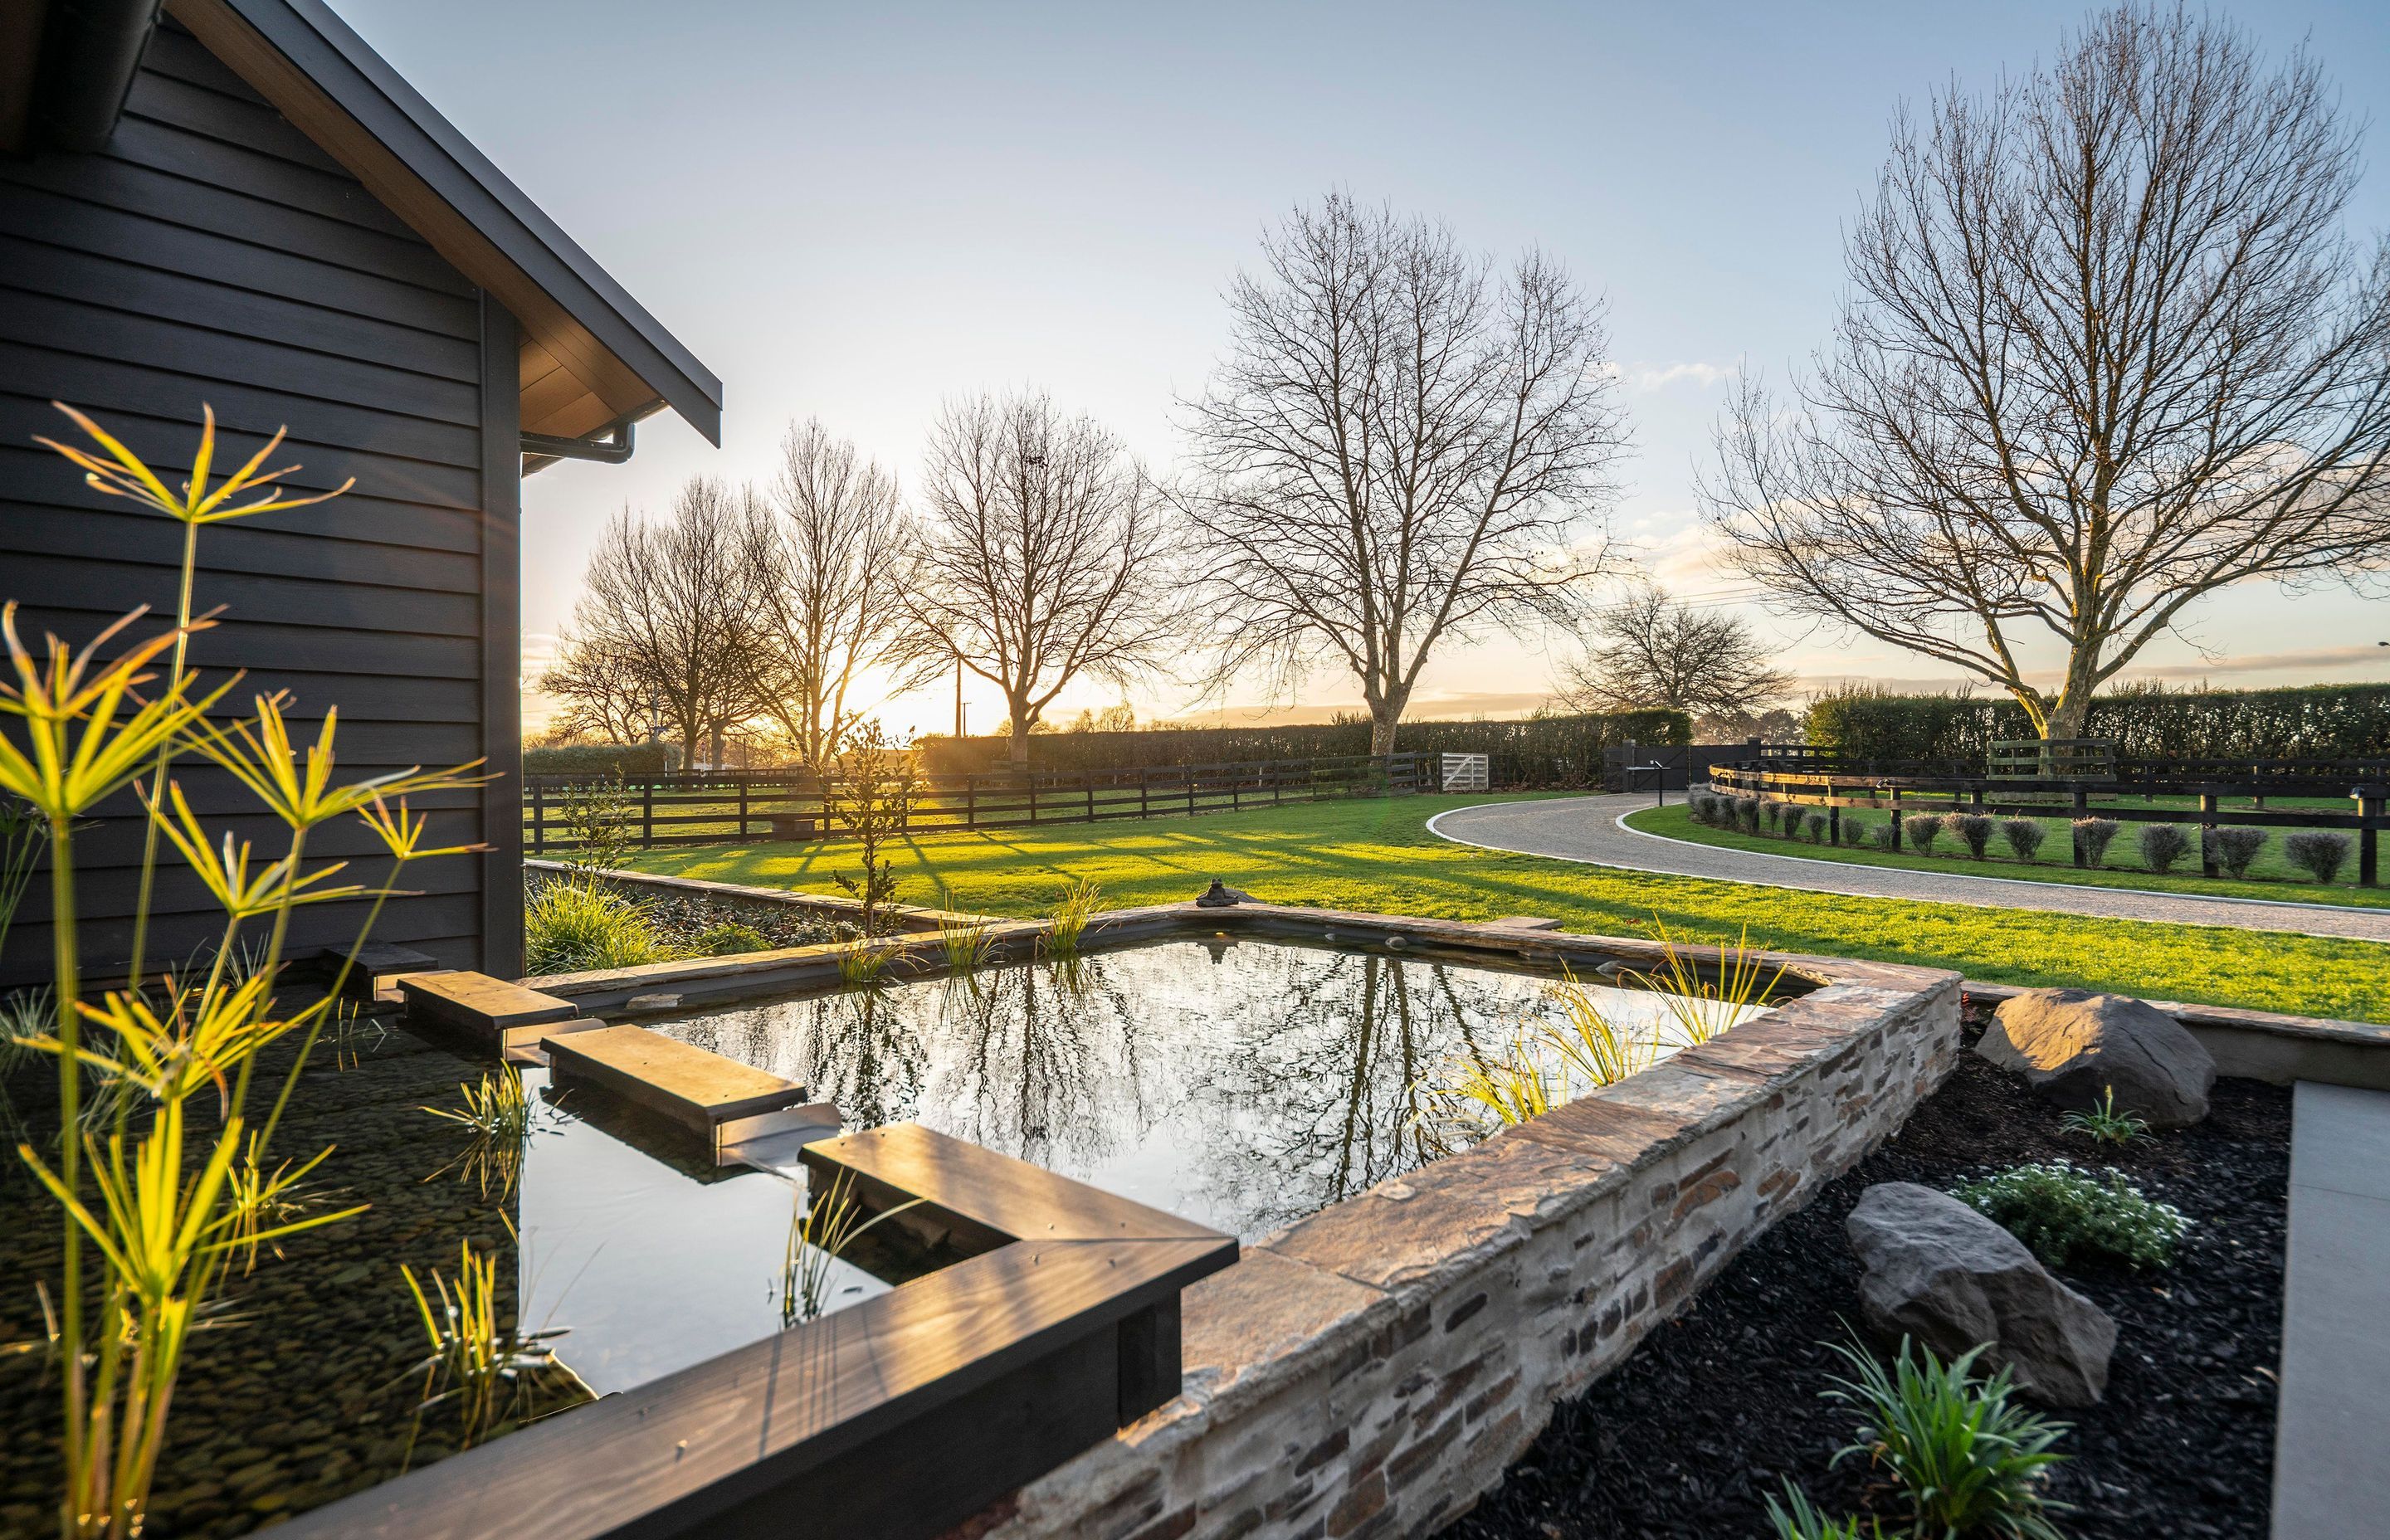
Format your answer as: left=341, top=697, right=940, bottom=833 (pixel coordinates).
left=524, top=875, right=664, bottom=974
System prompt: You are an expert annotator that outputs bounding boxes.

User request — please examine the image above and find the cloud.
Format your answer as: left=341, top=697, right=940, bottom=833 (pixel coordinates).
left=2122, top=646, right=2388, bottom=680
left=1612, top=360, right=1737, bottom=394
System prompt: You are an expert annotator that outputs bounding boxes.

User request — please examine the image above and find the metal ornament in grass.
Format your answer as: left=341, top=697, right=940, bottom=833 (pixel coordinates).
left=1823, top=1334, right=2071, bottom=1540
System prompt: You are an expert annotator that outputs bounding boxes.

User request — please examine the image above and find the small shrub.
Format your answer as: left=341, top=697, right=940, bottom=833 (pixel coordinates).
left=1952, top=813, right=1994, bottom=859
left=1903, top=813, right=1945, bottom=855
left=690, top=921, right=773, bottom=956
left=1871, top=817, right=1899, bottom=850
left=1824, top=1334, right=2071, bottom=1540
left=1952, top=1160, right=2190, bottom=1270
left=524, top=875, right=663, bottom=974
left=1804, top=811, right=1829, bottom=842
left=2138, top=822, right=2190, bottom=874
left=1759, top=798, right=1783, bottom=835
left=2210, top=826, right=2266, bottom=880
left=2058, top=1086, right=2150, bottom=1147
left=2073, top=817, right=2121, bottom=867
left=2000, top=817, right=2046, bottom=862
left=1688, top=792, right=1715, bottom=826
left=2285, top=830, right=2352, bottom=884
left=1737, top=797, right=1763, bottom=834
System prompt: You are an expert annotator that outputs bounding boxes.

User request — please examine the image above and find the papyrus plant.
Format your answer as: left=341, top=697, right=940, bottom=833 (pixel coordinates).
left=5, top=405, right=480, bottom=1538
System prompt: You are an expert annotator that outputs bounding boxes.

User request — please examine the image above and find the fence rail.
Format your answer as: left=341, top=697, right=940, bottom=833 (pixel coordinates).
left=1706, top=758, right=2389, bottom=885
left=525, top=753, right=1438, bottom=853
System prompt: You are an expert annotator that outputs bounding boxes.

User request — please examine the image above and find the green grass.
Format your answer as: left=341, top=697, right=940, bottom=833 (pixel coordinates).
left=1632, top=802, right=2388, bottom=909
left=617, top=793, right=2390, bottom=1024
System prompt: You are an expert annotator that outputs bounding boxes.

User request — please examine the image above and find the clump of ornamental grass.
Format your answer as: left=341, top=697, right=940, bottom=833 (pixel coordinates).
left=2138, top=822, right=2191, bottom=874
left=1622, top=919, right=1785, bottom=1045
left=1763, top=1482, right=1885, bottom=1540
left=2000, top=817, right=2046, bottom=862
left=1044, top=875, right=1103, bottom=959
left=1952, top=1161, right=2189, bottom=1270
left=1903, top=813, right=1945, bottom=855
left=2057, top=1086, right=2150, bottom=1148
left=2211, top=826, right=2267, bottom=880
left=1952, top=813, right=1994, bottom=860
left=2073, top=817, right=2122, bottom=867
left=398, top=1228, right=583, bottom=1461
left=2285, top=830, right=2352, bottom=884
left=1823, top=1334, right=2071, bottom=1540
left=524, top=874, right=663, bottom=974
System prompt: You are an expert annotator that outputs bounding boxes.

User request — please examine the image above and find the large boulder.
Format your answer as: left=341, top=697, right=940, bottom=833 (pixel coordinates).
left=1845, top=1182, right=2117, bottom=1406
left=1976, top=987, right=2213, bottom=1128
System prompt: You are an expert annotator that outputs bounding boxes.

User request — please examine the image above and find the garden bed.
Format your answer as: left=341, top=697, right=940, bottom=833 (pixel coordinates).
left=1444, top=1006, right=2290, bottom=1540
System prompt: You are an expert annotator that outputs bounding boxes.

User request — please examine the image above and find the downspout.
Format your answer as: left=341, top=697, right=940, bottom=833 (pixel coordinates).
left=32, top=0, right=163, bottom=153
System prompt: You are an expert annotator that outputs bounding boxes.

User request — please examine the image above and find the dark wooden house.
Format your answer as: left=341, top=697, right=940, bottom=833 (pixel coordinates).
left=0, top=0, right=720, bottom=984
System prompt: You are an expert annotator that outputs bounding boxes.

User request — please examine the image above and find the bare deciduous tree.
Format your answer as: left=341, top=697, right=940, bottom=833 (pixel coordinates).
left=1704, top=3, right=2390, bottom=740
left=1177, top=192, right=1629, bottom=755
left=905, top=390, right=1182, bottom=763
left=1558, top=581, right=1793, bottom=718
left=544, top=479, right=767, bottom=768
left=740, top=420, right=921, bottom=771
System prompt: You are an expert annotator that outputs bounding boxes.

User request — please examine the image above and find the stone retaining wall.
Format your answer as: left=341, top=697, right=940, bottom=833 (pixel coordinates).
left=959, top=958, right=1961, bottom=1540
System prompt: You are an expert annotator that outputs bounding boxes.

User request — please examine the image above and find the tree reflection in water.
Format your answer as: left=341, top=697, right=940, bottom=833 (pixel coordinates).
left=658, top=941, right=1695, bottom=1240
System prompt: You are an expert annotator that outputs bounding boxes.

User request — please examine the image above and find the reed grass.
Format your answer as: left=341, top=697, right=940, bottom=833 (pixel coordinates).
left=781, top=1168, right=924, bottom=1326
left=422, top=1065, right=543, bottom=1198
left=935, top=885, right=997, bottom=974
left=1621, top=919, right=1786, bottom=1045
left=1044, top=876, right=1103, bottom=958
left=398, top=1230, right=577, bottom=1459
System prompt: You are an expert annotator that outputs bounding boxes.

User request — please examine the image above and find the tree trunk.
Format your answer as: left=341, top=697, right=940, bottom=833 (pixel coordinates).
left=1007, top=709, right=1032, bottom=764
left=1369, top=708, right=1400, bottom=758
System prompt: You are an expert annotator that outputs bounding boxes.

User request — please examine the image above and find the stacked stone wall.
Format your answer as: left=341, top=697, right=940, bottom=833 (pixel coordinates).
left=962, top=961, right=1962, bottom=1540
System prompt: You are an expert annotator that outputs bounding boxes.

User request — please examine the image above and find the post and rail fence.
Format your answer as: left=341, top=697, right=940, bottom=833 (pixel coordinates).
left=1705, top=747, right=2390, bottom=885
left=526, top=752, right=1443, bottom=854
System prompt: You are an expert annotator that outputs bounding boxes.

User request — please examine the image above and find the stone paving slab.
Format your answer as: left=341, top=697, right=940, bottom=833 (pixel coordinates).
left=2275, top=1081, right=2390, bottom=1536
left=1429, top=795, right=2390, bottom=943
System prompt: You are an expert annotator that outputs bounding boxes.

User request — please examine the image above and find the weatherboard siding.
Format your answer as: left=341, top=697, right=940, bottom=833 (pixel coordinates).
left=0, top=21, right=522, bottom=983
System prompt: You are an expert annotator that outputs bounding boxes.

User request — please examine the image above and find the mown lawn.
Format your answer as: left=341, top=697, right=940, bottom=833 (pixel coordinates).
left=616, top=793, right=2390, bottom=1024
left=1625, top=802, right=2390, bottom=909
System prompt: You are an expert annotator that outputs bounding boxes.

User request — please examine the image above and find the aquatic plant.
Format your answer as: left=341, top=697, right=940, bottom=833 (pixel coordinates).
left=7, top=404, right=483, bottom=1538
left=838, top=943, right=894, bottom=989
left=1824, top=1335, right=2071, bottom=1540
left=935, top=885, right=997, bottom=974
left=1543, top=965, right=1656, bottom=1089
left=1621, top=919, right=1786, bottom=1045
left=1045, top=875, right=1103, bottom=958
left=524, top=874, right=663, bottom=974
left=782, top=1167, right=924, bottom=1326
left=398, top=1231, right=578, bottom=1458
left=423, top=1064, right=544, bottom=1198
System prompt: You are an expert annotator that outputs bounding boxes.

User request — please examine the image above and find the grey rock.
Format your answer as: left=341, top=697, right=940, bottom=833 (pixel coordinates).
left=1977, top=987, right=2214, bottom=1127
left=1846, top=1182, right=2117, bottom=1406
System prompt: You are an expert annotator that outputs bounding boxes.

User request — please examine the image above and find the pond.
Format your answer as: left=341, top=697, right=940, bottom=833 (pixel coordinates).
left=0, top=932, right=1763, bottom=1538
left=656, top=935, right=1763, bottom=1240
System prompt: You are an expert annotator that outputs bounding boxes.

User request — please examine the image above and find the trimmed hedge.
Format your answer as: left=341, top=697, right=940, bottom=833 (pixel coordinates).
left=523, top=743, right=680, bottom=777
left=1805, top=682, right=2390, bottom=763
left=914, top=709, right=1690, bottom=787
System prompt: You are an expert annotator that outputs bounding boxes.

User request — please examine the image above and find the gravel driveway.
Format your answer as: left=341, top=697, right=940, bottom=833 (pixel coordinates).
left=1429, top=794, right=2390, bottom=944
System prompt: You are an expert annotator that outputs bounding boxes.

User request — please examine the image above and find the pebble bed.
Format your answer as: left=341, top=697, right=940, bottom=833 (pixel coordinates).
left=0, top=1024, right=584, bottom=1538
left=1445, top=1002, right=2290, bottom=1540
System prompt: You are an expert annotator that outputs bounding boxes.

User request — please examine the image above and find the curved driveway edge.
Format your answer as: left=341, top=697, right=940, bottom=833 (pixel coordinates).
left=1427, top=794, right=2390, bottom=944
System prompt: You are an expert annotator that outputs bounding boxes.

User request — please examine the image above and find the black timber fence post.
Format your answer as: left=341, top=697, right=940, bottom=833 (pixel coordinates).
left=2359, top=787, right=2384, bottom=888
left=529, top=780, right=545, bottom=855
left=641, top=779, right=655, bottom=849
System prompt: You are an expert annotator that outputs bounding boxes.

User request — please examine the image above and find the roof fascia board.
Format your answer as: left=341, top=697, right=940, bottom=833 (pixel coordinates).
left=169, top=0, right=722, bottom=445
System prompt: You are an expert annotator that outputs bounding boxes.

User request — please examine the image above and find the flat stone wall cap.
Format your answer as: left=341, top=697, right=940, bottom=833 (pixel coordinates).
left=1179, top=1250, right=1388, bottom=1411
left=1980, top=988, right=2215, bottom=1128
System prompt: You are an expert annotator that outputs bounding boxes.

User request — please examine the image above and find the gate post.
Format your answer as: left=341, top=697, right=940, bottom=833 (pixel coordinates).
left=2071, top=787, right=2090, bottom=868
left=1889, top=785, right=1903, bottom=851
left=2358, top=789, right=2383, bottom=888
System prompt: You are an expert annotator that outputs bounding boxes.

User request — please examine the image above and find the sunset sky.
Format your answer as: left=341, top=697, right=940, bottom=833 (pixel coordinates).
left=329, top=0, right=2390, bottom=738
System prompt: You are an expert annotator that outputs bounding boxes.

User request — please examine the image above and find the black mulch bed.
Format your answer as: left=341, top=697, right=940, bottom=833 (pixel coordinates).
left=1446, top=1012, right=2290, bottom=1540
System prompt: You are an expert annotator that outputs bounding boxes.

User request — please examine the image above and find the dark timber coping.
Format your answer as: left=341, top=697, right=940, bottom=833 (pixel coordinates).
left=267, top=1124, right=1237, bottom=1540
